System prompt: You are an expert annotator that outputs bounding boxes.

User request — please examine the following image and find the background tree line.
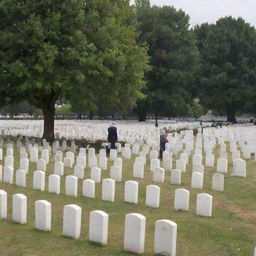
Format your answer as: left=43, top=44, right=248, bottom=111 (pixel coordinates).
left=1, top=0, right=256, bottom=140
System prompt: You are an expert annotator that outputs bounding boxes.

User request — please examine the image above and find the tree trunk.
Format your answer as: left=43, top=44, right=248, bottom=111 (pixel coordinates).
left=77, top=113, right=82, bottom=120
left=138, top=115, right=146, bottom=122
left=42, top=104, right=55, bottom=142
left=89, top=111, right=94, bottom=120
left=155, top=115, right=158, bottom=127
left=227, top=106, right=237, bottom=123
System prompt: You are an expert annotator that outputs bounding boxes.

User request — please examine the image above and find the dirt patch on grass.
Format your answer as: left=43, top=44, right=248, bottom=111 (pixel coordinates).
left=214, top=200, right=256, bottom=220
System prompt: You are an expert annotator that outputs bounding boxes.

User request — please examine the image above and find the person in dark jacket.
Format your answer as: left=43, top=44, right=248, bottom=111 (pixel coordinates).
left=108, top=122, right=118, bottom=149
left=160, top=128, right=168, bottom=159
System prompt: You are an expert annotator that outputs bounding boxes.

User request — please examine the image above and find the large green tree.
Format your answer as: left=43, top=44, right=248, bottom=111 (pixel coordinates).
left=194, top=17, right=256, bottom=122
left=135, top=0, right=150, bottom=8
left=136, top=6, right=199, bottom=124
left=70, top=0, right=149, bottom=117
left=0, top=0, right=148, bottom=141
left=0, top=101, right=37, bottom=118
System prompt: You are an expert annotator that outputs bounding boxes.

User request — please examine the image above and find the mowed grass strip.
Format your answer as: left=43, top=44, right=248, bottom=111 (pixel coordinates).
left=0, top=142, right=255, bottom=256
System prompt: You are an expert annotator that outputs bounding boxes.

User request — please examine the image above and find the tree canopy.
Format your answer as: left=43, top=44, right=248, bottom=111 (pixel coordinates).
left=194, top=17, right=256, bottom=122
left=0, top=0, right=149, bottom=140
left=136, top=6, right=199, bottom=124
left=135, top=0, right=150, bottom=8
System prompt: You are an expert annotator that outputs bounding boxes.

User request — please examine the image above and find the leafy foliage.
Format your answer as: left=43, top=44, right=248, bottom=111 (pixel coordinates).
left=194, top=17, right=256, bottom=122
left=70, top=0, right=149, bottom=114
left=135, top=0, right=150, bottom=8
left=0, top=101, right=37, bottom=117
left=136, top=6, right=199, bottom=118
left=0, top=0, right=149, bottom=139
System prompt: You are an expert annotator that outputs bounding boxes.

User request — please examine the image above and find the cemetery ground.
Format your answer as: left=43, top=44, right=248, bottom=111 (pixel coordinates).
left=0, top=143, right=255, bottom=256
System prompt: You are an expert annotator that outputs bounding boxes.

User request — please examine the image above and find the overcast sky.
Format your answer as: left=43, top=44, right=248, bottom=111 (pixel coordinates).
left=132, top=0, right=256, bottom=27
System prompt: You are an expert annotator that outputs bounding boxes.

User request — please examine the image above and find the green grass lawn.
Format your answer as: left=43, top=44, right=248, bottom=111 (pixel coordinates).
left=0, top=142, right=255, bottom=256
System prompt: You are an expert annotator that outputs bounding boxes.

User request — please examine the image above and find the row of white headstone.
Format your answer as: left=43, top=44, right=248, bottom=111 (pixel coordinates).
left=0, top=190, right=177, bottom=256
left=0, top=169, right=214, bottom=213
left=1, top=151, right=247, bottom=183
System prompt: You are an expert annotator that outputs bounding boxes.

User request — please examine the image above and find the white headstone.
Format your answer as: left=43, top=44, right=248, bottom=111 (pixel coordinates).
left=114, top=157, right=123, bottom=169
left=6, top=147, right=13, bottom=156
left=110, top=149, right=117, bottom=160
left=133, top=162, right=144, bottom=179
left=0, top=190, right=7, bottom=219
left=99, top=156, right=107, bottom=170
left=191, top=172, right=204, bottom=189
left=30, top=147, right=38, bottom=162
left=35, top=200, right=51, bottom=231
left=3, top=166, right=14, bottom=184
left=65, top=175, right=78, bottom=197
left=16, top=169, right=26, bottom=187
left=54, top=151, right=63, bottom=162
left=20, top=152, right=28, bottom=159
left=110, top=166, right=122, bottom=182
left=174, top=188, right=190, bottom=211
left=154, top=219, right=177, bottom=256
left=91, top=167, right=101, bottom=183
left=132, top=144, right=140, bottom=155
left=89, top=155, right=98, bottom=168
left=76, top=155, right=86, bottom=168
left=4, top=155, right=14, bottom=167
left=193, top=164, right=204, bottom=174
left=88, top=148, right=95, bottom=157
left=89, top=210, right=109, bottom=245
left=124, top=213, right=146, bottom=254
left=180, top=152, right=188, bottom=164
left=163, top=151, right=171, bottom=161
left=33, top=170, right=45, bottom=191
left=123, top=148, right=131, bottom=159
left=124, top=181, right=138, bottom=204
left=62, top=140, right=67, bottom=151
left=12, top=193, right=27, bottom=224
left=20, top=158, right=29, bottom=174
left=66, top=151, right=75, bottom=165
left=63, top=204, right=81, bottom=239
left=192, top=154, right=202, bottom=168
left=54, top=161, right=64, bottom=176
left=99, top=149, right=106, bottom=158
left=150, top=150, right=158, bottom=159
left=176, top=159, right=186, bottom=172
left=205, top=153, right=215, bottom=167
left=220, top=150, right=227, bottom=159
left=163, top=158, right=172, bottom=171
left=232, top=159, right=246, bottom=177
left=138, top=153, right=146, bottom=165
left=41, top=149, right=49, bottom=164
left=48, top=174, right=61, bottom=194
left=82, top=179, right=95, bottom=198
left=170, top=169, right=181, bottom=185
left=64, top=157, right=73, bottom=168
left=79, top=147, right=86, bottom=154
left=102, top=178, right=115, bottom=202
left=150, top=158, right=160, bottom=172
left=37, top=159, right=46, bottom=172
left=217, top=158, right=228, bottom=173
left=74, top=165, right=84, bottom=179
left=153, top=167, right=165, bottom=183
left=145, top=185, right=160, bottom=208
left=212, top=173, right=224, bottom=192
left=196, top=193, right=213, bottom=217
left=232, top=151, right=240, bottom=161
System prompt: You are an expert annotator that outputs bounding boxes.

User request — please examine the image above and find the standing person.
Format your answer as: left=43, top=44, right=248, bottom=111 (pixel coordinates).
left=160, top=128, right=168, bottom=159
left=108, top=122, right=118, bottom=150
